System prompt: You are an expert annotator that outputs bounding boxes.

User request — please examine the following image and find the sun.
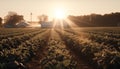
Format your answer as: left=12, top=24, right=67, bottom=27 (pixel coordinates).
left=54, top=9, right=66, bottom=19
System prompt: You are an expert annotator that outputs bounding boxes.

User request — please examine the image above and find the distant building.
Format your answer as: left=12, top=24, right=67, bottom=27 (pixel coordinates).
left=40, top=21, right=53, bottom=28
left=16, top=22, right=29, bottom=28
left=40, top=20, right=70, bottom=28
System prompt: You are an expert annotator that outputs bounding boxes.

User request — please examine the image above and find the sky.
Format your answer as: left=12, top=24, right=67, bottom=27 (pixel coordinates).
left=0, top=0, right=120, bottom=21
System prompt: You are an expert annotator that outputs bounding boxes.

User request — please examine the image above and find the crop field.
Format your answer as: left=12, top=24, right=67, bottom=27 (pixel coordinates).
left=0, top=27, right=120, bottom=69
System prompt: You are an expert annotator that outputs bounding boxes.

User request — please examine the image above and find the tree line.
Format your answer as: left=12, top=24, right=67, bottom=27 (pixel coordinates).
left=0, top=12, right=120, bottom=28
left=68, top=12, right=120, bottom=27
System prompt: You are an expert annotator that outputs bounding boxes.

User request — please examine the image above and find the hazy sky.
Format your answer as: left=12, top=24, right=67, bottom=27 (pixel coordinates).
left=0, top=0, right=120, bottom=21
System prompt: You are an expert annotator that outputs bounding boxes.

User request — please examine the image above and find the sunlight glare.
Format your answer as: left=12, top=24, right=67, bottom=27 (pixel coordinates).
left=54, top=9, right=66, bottom=19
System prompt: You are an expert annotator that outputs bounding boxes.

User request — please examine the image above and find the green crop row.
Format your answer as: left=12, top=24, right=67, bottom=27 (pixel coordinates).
left=65, top=29, right=120, bottom=52
left=57, top=29, right=120, bottom=69
left=0, top=29, right=49, bottom=69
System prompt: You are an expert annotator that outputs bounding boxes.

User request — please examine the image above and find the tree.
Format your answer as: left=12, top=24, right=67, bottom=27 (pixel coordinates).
left=4, top=11, right=24, bottom=28
left=0, top=17, right=2, bottom=27
left=38, top=14, right=48, bottom=23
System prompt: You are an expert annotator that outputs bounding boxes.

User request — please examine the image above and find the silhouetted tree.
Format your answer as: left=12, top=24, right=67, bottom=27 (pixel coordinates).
left=68, top=12, right=120, bottom=27
left=38, top=14, right=48, bottom=23
left=0, top=17, right=2, bottom=27
left=4, top=11, right=24, bottom=28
